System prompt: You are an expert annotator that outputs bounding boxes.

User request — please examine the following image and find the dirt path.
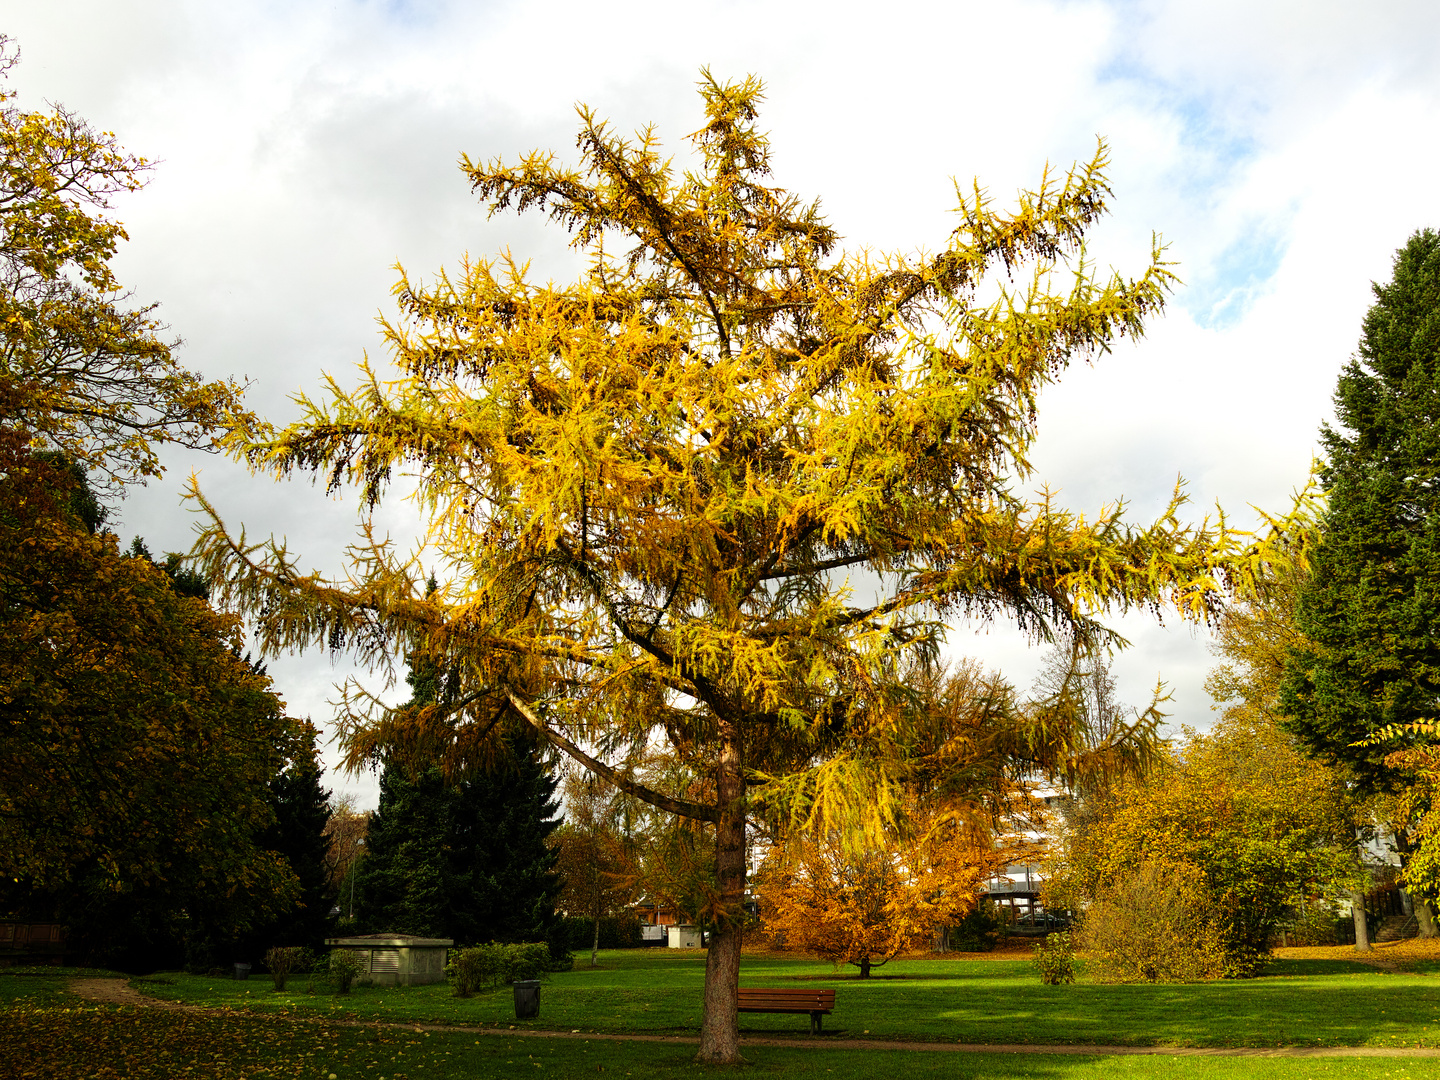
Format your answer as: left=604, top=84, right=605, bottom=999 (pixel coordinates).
left=66, top=978, right=1440, bottom=1059
left=68, top=978, right=187, bottom=1009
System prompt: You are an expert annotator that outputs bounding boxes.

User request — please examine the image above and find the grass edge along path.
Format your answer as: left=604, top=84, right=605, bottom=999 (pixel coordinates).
left=69, top=978, right=1440, bottom=1059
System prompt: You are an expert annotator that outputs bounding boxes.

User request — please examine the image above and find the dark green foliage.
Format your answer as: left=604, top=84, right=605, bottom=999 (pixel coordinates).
left=356, top=722, right=566, bottom=964
left=126, top=537, right=210, bottom=600
left=32, top=452, right=106, bottom=533
left=557, top=915, right=644, bottom=951
left=0, top=451, right=302, bottom=973
left=354, top=762, right=453, bottom=937
left=121, top=537, right=332, bottom=963
left=447, top=942, right=552, bottom=996
left=247, top=729, right=337, bottom=954
left=949, top=901, right=1008, bottom=952
left=1282, top=229, right=1440, bottom=792
left=446, top=731, right=566, bottom=955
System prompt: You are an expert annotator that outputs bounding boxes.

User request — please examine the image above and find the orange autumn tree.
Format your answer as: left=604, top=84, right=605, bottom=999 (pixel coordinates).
left=760, top=659, right=1081, bottom=976
left=759, top=806, right=1018, bottom=977
left=191, top=75, right=1295, bottom=1063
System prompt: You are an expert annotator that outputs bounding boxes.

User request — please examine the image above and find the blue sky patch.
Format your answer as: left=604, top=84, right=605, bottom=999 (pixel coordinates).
left=1185, top=225, right=1290, bottom=330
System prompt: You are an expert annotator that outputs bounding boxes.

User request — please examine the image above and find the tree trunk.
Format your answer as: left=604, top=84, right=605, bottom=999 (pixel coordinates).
left=695, top=721, right=745, bottom=1065
left=1417, top=898, right=1439, bottom=939
left=859, top=956, right=872, bottom=979
left=1351, top=889, right=1371, bottom=952
left=591, top=904, right=601, bottom=968
left=1393, top=833, right=1437, bottom=938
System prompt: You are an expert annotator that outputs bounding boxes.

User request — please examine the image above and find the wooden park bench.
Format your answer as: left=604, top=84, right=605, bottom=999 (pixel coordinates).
left=736, top=987, right=836, bottom=1035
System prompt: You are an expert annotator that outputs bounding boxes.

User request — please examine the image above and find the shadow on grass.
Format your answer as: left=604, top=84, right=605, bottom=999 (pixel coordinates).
left=1261, top=959, right=1385, bottom=978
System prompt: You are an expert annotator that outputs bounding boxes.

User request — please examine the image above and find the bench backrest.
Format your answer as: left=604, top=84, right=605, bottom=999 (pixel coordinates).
left=737, top=987, right=835, bottom=1009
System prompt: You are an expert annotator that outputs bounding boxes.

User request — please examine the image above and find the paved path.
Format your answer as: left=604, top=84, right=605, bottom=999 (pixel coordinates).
left=67, top=978, right=1440, bottom=1059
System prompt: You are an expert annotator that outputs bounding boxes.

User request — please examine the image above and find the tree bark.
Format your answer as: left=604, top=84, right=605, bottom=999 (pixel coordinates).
left=695, top=719, right=745, bottom=1065
left=859, top=956, right=872, bottom=979
left=1417, top=897, right=1438, bottom=939
left=1351, top=889, right=1371, bottom=952
left=591, top=901, right=601, bottom=968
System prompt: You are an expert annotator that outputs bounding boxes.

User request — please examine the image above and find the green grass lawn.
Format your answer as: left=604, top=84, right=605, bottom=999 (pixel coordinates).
left=3, top=972, right=1440, bottom=1080
left=134, top=949, right=1440, bottom=1050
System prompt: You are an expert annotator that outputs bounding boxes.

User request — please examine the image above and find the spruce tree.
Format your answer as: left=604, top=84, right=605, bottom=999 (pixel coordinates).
left=253, top=726, right=337, bottom=951
left=353, top=762, right=452, bottom=937
left=1281, top=230, right=1440, bottom=940
left=445, top=727, right=565, bottom=950
left=356, top=737, right=565, bottom=951
left=356, top=652, right=564, bottom=950
left=1281, top=229, right=1440, bottom=790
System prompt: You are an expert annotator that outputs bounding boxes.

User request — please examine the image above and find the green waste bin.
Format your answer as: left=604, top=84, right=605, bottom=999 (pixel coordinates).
left=513, top=980, right=540, bottom=1019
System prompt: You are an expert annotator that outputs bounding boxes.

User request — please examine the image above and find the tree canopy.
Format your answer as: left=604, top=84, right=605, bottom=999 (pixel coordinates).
left=356, top=727, right=564, bottom=957
left=757, top=793, right=1014, bottom=977
left=1048, top=717, right=1365, bottom=976
left=0, top=36, right=251, bottom=492
left=0, top=439, right=304, bottom=968
left=1279, top=230, right=1440, bottom=920
left=1281, top=230, right=1440, bottom=792
left=191, top=74, right=1282, bottom=1061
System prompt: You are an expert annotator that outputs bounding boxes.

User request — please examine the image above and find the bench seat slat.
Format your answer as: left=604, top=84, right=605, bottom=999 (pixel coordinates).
left=737, top=989, right=834, bottom=1013
left=736, top=987, right=836, bottom=1034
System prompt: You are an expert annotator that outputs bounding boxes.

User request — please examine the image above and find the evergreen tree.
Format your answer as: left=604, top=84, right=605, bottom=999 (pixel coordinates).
left=354, top=761, right=452, bottom=937
left=251, top=725, right=337, bottom=951
left=445, top=727, right=565, bottom=951
left=355, top=653, right=565, bottom=950
left=1281, top=230, right=1440, bottom=940
left=355, top=730, right=565, bottom=954
left=1281, top=230, right=1440, bottom=791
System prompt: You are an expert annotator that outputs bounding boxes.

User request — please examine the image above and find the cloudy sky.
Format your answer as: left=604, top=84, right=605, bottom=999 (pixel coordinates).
left=5, top=0, right=1438, bottom=806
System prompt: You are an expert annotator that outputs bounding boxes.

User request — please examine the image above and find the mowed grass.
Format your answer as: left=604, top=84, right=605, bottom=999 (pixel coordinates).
left=139, top=948, right=1440, bottom=1049
left=4, top=974, right=1440, bottom=1080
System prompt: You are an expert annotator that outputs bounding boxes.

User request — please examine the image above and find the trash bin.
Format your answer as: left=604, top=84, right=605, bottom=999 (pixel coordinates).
left=513, top=979, right=540, bottom=1019
left=233, top=963, right=251, bottom=981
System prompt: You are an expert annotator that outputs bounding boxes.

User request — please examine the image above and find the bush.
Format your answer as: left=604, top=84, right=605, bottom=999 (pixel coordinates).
left=321, top=948, right=365, bottom=994
left=263, top=946, right=305, bottom=991
left=1031, top=931, right=1075, bottom=985
left=446, top=942, right=552, bottom=997
left=949, top=901, right=1008, bottom=952
left=1285, top=904, right=1347, bottom=947
left=1076, top=860, right=1230, bottom=983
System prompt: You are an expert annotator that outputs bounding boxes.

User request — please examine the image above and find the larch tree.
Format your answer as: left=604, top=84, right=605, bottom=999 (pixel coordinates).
left=1281, top=229, right=1440, bottom=935
left=192, top=76, right=1279, bottom=1061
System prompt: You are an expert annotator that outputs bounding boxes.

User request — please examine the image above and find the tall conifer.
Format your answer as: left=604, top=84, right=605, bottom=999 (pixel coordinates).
left=1282, top=230, right=1440, bottom=788
left=356, top=657, right=564, bottom=950
left=1282, top=229, right=1440, bottom=939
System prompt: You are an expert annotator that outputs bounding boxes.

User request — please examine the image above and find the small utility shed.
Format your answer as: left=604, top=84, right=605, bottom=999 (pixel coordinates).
left=325, top=934, right=453, bottom=986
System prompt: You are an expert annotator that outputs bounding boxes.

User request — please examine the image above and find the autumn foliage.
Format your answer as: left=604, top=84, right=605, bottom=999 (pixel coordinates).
left=0, top=37, right=251, bottom=492
left=758, top=807, right=1011, bottom=976
left=1049, top=717, right=1363, bottom=978
left=189, top=73, right=1290, bottom=1061
left=0, top=438, right=303, bottom=961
